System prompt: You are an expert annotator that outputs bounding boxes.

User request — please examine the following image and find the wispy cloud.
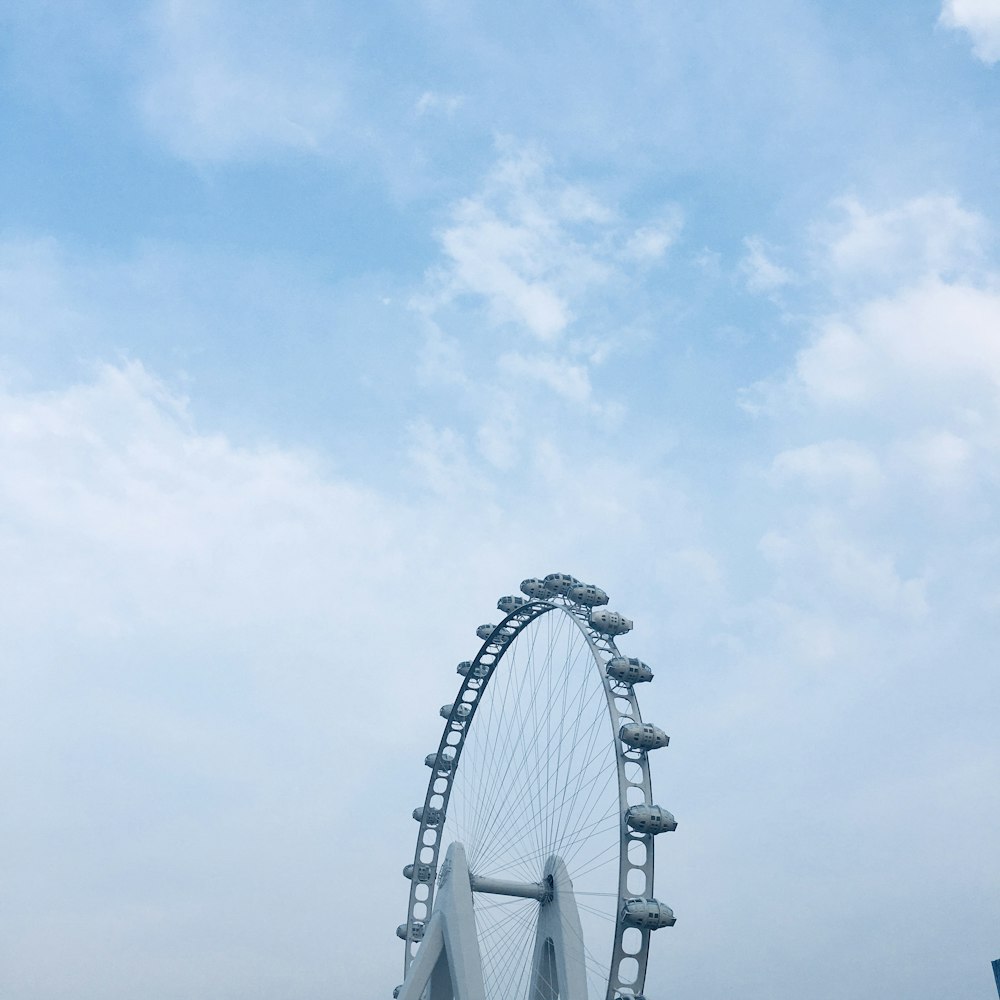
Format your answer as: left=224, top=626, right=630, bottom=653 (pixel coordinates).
left=427, top=142, right=614, bottom=341
left=940, top=0, right=1000, bottom=63
left=135, top=0, right=344, bottom=161
left=740, top=236, right=794, bottom=294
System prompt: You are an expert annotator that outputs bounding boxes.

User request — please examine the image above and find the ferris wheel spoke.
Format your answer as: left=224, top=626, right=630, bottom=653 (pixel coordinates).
left=480, top=620, right=598, bottom=866
left=466, top=636, right=523, bottom=865
left=471, top=745, right=615, bottom=880
left=479, top=900, right=536, bottom=996
left=548, top=704, right=617, bottom=853
left=474, top=677, right=609, bottom=867
left=471, top=623, right=548, bottom=867
left=482, top=628, right=568, bottom=871
left=564, top=840, right=623, bottom=883
left=546, top=626, right=597, bottom=856
left=555, top=767, right=622, bottom=868
left=474, top=810, right=622, bottom=881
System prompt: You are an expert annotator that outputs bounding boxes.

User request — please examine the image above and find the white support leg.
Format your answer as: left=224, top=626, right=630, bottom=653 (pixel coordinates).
left=397, top=842, right=487, bottom=1000
left=529, top=855, right=587, bottom=1000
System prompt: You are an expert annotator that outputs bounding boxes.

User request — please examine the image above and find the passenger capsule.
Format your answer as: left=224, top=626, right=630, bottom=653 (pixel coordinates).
left=457, top=660, right=488, bottom=679
left=440, top=702, right=472, bottom=721
left=589, top=608, right=634, bottom=635
left=397, top=921, right=425, bottom=941
left=476, top=624, right=495, bottom=640
left=626, top=804, right=677, bottom=834
left=620, top=722, right=670, bottom=751
left=425, top=752, right=455, bottom=772
left=543, top=573, right=580, bottom=595
left=621, top=898, right=675, bottom=929
left=403, top=863, right=435, bottom=883
left=569, top=583, right=609, bottom=606
left=607, top=656, right=653, bottom=684
left=413, top=805, right=444, bottom=826
left=520, top=578, right=554, bottom=598
left=497, top=594, right=531, bottom=614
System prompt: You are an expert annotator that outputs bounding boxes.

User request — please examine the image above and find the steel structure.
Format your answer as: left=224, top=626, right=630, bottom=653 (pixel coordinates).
left=394, top=574, right=677, bottom=1000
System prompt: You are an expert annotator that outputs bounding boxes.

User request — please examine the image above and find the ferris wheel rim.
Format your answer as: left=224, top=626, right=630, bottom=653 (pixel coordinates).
left=400, top=589, right=664, bottom=1000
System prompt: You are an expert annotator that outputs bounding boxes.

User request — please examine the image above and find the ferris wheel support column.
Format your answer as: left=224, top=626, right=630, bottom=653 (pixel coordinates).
left=528, top=855, right=587, bottom=1000
left=396, top=842, right=486, bottom=1000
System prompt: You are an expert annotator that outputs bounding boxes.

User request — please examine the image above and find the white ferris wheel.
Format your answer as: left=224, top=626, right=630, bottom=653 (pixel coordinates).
left=394, top=573, right=677, bottom=1000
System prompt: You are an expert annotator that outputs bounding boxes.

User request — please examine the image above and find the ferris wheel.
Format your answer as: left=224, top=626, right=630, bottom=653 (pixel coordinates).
left=394, top=573, right=677, bottom=1000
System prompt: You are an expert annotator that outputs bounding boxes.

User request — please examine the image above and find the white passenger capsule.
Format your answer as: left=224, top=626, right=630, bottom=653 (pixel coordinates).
left=476, top=624, right=495, bottom=640
left=569, top=583, right=609, bottom=606
left=626, top=804, right=677, bottom=834
left=403, top=863, right=435, bottom=882
left=620, top=722, right=670, bottom=751
left=543, top=573, right=579, bottom=595
left=413, top=806, right=444, bottom=826
left=520, top=578, right=554, bottom=598
left=621, top=898, right=675, bottom=929
left=397, top=921, right=425, bottom=941
left=607, top=656, right=653, bottom=684
left=440, top=702, right=472, bottom=721
left=424, top=752, right=455, bottom=771
left=457, top=660, right=489, bottom=679
left=497, top=594, right=531, bottom=614
left=589, top=607, right=634, bottom=635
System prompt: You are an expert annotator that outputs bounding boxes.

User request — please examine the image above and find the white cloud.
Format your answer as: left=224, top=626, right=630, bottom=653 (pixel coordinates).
left=740, top=236, right=793, bottom=294
left=136, top=0, right=344, bottom=161
left=622, top=207, right=684, bottom=263
left=743, top=196, right=1000, bottom=512
left=897, top=429, right=974, bottom=495
left=412, top=142, right=688, bottom=478
left=940, top=0, right=1000, bottom=63
left=0, top=362, right=426, bottom=995
left=431, top=144, right=612, bottom=341
left=414, top=90, right=464, bottom=117
left=0, top=359, right=712, bottom=997
left=771, top=440, right=885, bottom=507
left=816, top=195, right=988, bottom=289
left=759, top=516, right=928, bottom=618
left=497, top=352, right=592, bottom=403
left=793, top=279, right=1000, bottom=411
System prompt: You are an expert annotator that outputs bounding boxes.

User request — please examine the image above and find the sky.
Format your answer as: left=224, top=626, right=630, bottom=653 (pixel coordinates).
left=1, top=1, right=1000, bottom=998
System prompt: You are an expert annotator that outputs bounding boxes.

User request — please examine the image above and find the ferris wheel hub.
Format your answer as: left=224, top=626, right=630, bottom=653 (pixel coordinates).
left=468, top=873, right=551, bottom=903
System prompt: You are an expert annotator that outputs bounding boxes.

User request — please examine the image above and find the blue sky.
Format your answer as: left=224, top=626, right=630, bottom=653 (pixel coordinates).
left=2, top=2, right=1000, bottom=998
